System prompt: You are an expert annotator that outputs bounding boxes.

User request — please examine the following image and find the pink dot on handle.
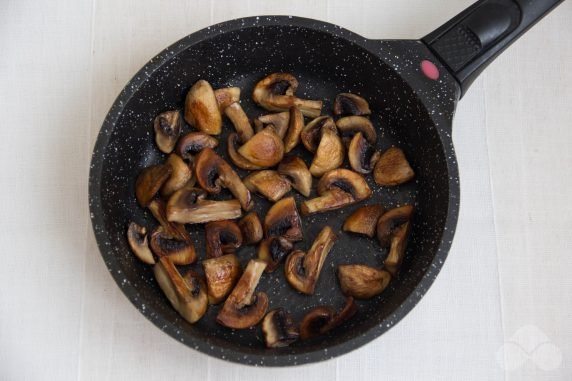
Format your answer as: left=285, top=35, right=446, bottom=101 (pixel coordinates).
left=421, top=60, right=439, bottom=80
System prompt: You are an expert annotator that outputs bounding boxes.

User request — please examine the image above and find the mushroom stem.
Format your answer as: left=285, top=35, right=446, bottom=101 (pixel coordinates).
left=224, top=102, right=254, bottom=143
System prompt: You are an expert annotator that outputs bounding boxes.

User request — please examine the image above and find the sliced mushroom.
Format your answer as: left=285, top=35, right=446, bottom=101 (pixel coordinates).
left=262, top=309, right=299, bottom=348
left=205, top=220, right=243, bottom=259
left=214, top=87, right=240, bottom=111
left=337, top=264, right=391, bottom=299
left=254, top=111, right=290, bottom=139
left=376, top=205, right=414, bottom=247
left=238, top=212, right=263, bottom=245
left=301, top=169, right=372, bottom=215
left=348, top=132, right=381, bottom=174
left=384, top=222, right=411, bottom=276
left=284, top=226, right=336, bottom=295
left=175, top=132, right=219, bottom=161
left=277, top=156, right=312, bottom=197
left=333, top=93, right=371, bottom=116
left=184, top=79, right=222, bottom=135
left=147, top=198, right=188, bottom=240
left=237, top=128, right=284, bottom=168
left=194, top=148, right=253, bottom=210
left=299, top=297, right=357, bottom=339
left=154, top=110, right=182, bottom=153
left=224, top=102, right=254, bottom=143
left=153, top=257, right=208, bottom=324
left=257, top=237, right=294, bottom=272
left=216, top=259, right=269, bottom=329
left=202, top=254, right=241, bottom=304
left=126, top=222, right=155, bottom=264
left=309, top=122, right=344, bottom=177
left=149, top=226, right=196, bottom=265
left=227, top=133, right=265, bottom=170
left=335, top=116, right=376, bottom=144
left=161, top=153, right=192, bottom=198
left=300, top=116, right=336, bottom=153
left=243, top=170, right=291, bottom=202
left=373, top=147, right=415, bottom=186
left=135, top=164, right=172, bottom=207
left=342, top=204, right=385, bottom=238
left=252, top=73, right=322, bottom=117
left=283, top=106, right=304, bottom=153
left=166, top=186, right=242, bottom=224
left=264, top=197, right=303, bottom=242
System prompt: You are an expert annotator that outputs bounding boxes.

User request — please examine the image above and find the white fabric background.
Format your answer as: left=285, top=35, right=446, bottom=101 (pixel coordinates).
left=0, top=0, right=571, bottom=380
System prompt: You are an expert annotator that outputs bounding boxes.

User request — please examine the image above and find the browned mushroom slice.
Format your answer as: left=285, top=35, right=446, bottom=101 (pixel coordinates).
left=205, top=220, right=243, bottom=259
left=161, top=153, right=192, bottom=198
left=284, top=226, right=336, bottom=294
left=283, top=106, right=304, bottom=153
left=252, top=73, right=322, bottom=117
left=376, top=204, right=414, bottom=247
left=333, top=93, right=371, bottom=116
left=262, top=309, right=299, bottom=348
left=348, top=132, right=381, bottom=174
left=342, top=204, right=385, bottom=238
left=147, top=198, right=188, bottom=240
left=238, top=212, right=263, bottom=245
left=194, top=148, right=253, bottom=210
left=257, top=237, right=294, bottom=272
left=135, top=164, right=172, bottom=207
left=154, top=110, right=182, bottom=153
left=373, top=147, right=415, bottom=186
left=184, top=79, right=222, bottom=135
left=175, top=132, right=219, bottom=161
left=264, top=197, right=303, bottom=242
left=335, top=116, right=376, bottom=144
left=227, top=133, right=265, bottom=170
left=277, top=156, right=312, bottom=197
left=337, top=264, right=391, bottom=299
left=216, top=259, right=269, bottom=329
left=126, top=222, right=155, bottom=264
left=224, top=102, right=254, bottom=143
left=299, top=297, right=357, bottom=339
left=300, top=116, right=335, bottom=153
left=301, top=169, right=372, bottom=215
left=166, top=186, right=242, bottom=224
left=254, top=111, right=290, bottom=139
left=237, top=128, right=284, bottom=168
left=153, top=257, right=208, bottom=324
left=202, top=254, right=241, bottom=304
left=384, top=222, right=411, bottom=276
left=149, top=226, right=196, bottom=265
left=309, top=122, right=344, bottom=177
left=243, top=170, right=291, bottom=202
left=214, top=87, right=240, bottom=111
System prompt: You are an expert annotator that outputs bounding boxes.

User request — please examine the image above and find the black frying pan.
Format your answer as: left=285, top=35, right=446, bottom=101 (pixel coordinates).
left=89, top=0, right=563, bottom=366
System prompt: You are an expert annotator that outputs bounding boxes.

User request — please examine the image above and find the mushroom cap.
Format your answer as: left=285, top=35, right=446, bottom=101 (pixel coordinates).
left=283, top=106, right=304, bottom=153
left=205, top=220, right=243, bottom=259
left=202, top=254, right=242, bottom=304
left=214, top=86, right=240, bottom=111
left=227, top=133, right=265, bottom=170
left=237, top=128, right=284, bottom=168
left=161, top=153, right=192, bottom=198
left=224, top=102, right=254, bottom=143
left=299, top=297, right=357, bottom=339
left=277, top=156, right=312, bottom=197
left=342, top=204, right=385, bottom=238
left=154, top=110, right=182, bottom=153
left=376, top=204, right=414, bottom=247
left=384, top=221, right=411, bottom=276
left=347, top=132, right=380, bottom=174
left=262, top=308, right=299, bottom=348
left=184, top=79, right=222, bottom=135
left=238, top=212, right=263, bottom=246
left=257, top=237, right=294, bottom=272
left=255, top=111, right=290, bottom=139
left=126, top=222, right=155, bottom=264
left=175, top=132, right=219, bottom=160
left=337, top=264, right=392, bottom=299
left=373, top=147, right=415, bottom=186
left=166, top=185, right=242, bottom=224
left=333, top=93, right=371, bottom=116
left=264, top=196, right=303, bottom=242
left=309, top=124, right=344, bottom=177
left=301, top=116, right=335, bottom=153
left=317, top=168, right=372, bottom=201
left=135, top=164, right=172, bottom=207
left=147, top=198, right=189, bottom=240
left=149, top=226, right=196, bottom=265
left=335, top=116, right=376, bottom=144
left=243, top=170, right=291, bottom=202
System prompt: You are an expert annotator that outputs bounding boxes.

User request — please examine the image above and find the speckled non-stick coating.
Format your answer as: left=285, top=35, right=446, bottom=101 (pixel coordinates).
left=89, top=16, right=460, bottom=366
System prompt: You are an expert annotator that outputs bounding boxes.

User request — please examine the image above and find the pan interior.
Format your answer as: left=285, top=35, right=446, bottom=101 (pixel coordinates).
left=94, top=25, right=450, bottom=359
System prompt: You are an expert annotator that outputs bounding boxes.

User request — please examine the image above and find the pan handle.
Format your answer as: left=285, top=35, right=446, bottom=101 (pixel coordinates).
left=423, top=0, right=564, bottom=97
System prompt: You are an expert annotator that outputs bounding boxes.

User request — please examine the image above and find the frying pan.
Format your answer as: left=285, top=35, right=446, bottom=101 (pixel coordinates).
left=89, top=0, right=564, bottom=366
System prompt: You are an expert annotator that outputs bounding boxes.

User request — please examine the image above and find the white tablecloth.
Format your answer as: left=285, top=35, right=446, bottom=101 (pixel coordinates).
left=1, top=0, right=571, bottom=380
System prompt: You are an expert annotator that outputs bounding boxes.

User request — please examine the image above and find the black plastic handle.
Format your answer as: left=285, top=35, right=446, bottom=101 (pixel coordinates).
left=423, top=0, right=564, bottom=97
